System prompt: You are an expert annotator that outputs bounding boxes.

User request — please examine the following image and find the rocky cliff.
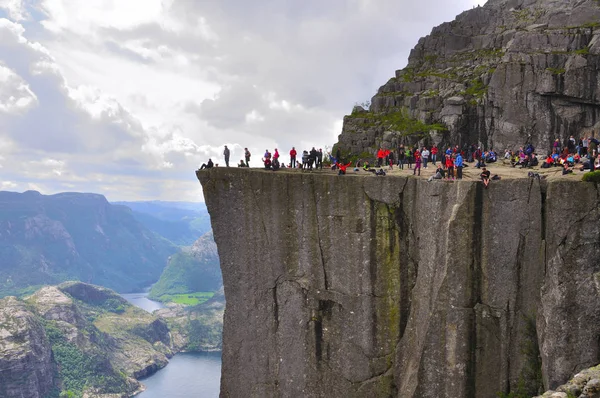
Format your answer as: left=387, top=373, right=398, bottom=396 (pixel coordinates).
left=336, top=0, right=600, bottom=156
left=199, top=168, right=600, bottom=397
left=0, top=282, right=174, bottom=398
left=0, top=296, right=54, bottom=398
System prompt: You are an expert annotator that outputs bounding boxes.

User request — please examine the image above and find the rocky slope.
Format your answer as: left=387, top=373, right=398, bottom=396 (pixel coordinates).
left=0, top=282, right=173, bottom=398
left=0, top=191, right=176, bottom=296
left=0, top=281, right=224, bottom=398
left=199, top=168, right=600, bottom=397
left=149, top=230, right=222, bottom=300
left=336, top=0, right=600, bottom=157
left=0, top=296, right=54, bottom=398
left=156, top=288, right=224, bottom=352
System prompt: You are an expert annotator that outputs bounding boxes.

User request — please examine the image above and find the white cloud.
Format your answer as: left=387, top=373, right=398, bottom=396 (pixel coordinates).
left=0, top=0, right=487, bottom=200
left=0, top=64, right=37, bottom=113
left=1, top=180, right=17, bottom=189
left=0, top=0, right=28, bottom=21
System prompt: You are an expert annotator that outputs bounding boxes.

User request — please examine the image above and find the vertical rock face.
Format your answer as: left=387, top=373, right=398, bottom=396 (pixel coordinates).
left=336, top=0, right=600, bottom=156
left=0, top=296, right=54, bottom=398
left=199, top=168, right=600, bottom=397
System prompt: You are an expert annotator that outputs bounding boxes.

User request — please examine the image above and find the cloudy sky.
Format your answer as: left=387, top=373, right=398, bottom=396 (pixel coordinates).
left=0, top=0, right=485, bottom=201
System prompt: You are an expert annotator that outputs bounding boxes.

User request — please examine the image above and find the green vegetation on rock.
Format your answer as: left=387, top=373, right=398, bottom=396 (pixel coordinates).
left=156, top=292, right=215, bottom=306
left=582, top=170, right=600, bottom=183
left=347, top=108, right=446, bottom=138
left=149, top=231, right=222, bottom=302
left=44, top=320, right=128, bottom=398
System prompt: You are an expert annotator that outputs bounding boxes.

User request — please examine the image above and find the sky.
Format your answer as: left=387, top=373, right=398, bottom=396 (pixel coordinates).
left=0, top=0, right=485, bottom=201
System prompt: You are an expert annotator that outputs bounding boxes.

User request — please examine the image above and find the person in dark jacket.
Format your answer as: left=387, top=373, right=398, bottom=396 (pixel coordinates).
left=316, top=149, right=323, bottom=169
left=309, top=147, right=318, bottom=170
left=223, top=146, right=230, bottom=167
left=200, top=159, right=214, bottom=169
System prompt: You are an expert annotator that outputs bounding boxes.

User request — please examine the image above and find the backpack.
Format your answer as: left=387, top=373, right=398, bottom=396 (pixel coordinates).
left=525, top=144, right=534, bottom=155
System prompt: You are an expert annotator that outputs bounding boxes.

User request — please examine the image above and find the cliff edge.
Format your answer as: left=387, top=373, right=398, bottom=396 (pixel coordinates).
left=199, top=168, right=600, bottom=397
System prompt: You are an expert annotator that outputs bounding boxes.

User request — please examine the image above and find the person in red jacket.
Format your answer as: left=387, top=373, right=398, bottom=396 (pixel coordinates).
left=336, top=161, right=352, bottom=175
left=377, top=148, right=385, bottom=167
left=289, top=147, right=297, bottom=168
left=431, top=145, right=438, bottom=166
left=445, top=154, right=455, bottom=180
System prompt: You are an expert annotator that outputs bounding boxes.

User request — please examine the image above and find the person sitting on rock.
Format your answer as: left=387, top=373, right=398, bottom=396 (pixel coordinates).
left=562, top=162, right=573, bottom=175
left=428, top=165, right=445, bottom=181
left=480, top=167, right=491, bottom=189
left=336, top=161, right=352, bottom=175
left=263, top=157, right=272, bottom=169
left=199, top=159, right=214, bottom=170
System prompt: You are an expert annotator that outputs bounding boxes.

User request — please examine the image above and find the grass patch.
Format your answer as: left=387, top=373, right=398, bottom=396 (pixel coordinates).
left=347, top=108, right=446, bottom=137
left=574, top=46, right=590, bottom=55
left=582, top=170, right=600, bottom=183
left=460, top=78, right=488, bottom=99
left=546, top=67, right=566, bottom=75
left=156, top=292, right=215, bottom=306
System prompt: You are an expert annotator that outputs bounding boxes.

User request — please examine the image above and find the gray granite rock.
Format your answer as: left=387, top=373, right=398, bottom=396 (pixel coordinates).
left=336, top=0, right=600, bottom=156
left=199, top=169, right=600, bottom=397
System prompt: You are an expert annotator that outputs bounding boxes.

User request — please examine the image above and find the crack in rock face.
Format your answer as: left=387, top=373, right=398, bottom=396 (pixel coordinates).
left=200, top=168, right=600, bottom=397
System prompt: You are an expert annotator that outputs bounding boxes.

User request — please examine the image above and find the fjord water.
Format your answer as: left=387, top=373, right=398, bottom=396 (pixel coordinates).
left=121, top=292, right=222, bottom=397
left=137, top=352, right=221, bottom=398
left=121, top=292, right=165, bottom=312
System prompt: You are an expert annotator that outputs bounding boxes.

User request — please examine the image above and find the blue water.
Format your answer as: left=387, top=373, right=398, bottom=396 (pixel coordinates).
left=121, top=292, right=222, bottom=397
left=137, top=352, right=222, bottom=398
left=121, top=292, right=165, bottom=313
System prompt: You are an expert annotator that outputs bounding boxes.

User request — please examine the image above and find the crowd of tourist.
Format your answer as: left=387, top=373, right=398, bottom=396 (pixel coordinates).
left=197, top=135, right=599, bottom=185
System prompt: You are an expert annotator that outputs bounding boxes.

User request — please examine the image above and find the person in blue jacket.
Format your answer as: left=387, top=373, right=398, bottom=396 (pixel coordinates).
left=455, top=153, right=464, bottom=179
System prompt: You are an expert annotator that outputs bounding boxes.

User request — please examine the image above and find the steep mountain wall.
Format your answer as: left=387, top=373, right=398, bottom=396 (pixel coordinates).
left=0, top=191, right=176, bottom=296
left=0, top=297, right=54, bottom=398
left=199, top=168, right=600, bottom=397
left=336, top=0, right=600, bottom=156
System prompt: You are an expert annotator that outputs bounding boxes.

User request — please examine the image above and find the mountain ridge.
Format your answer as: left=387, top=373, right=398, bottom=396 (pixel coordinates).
left=0, top=191, right=176, bottom=296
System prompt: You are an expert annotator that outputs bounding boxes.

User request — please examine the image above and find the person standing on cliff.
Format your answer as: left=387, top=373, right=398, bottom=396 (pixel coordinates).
left=421, top=147, right=430, bottom=169
left=445, top=154, right=455, bottom=180
left=290, top=147, right=297, bottom=168
left=398, top=145, right=405, bottom=169
left=244, top=148, right=251, bottom=167
left=431, top=145, right=438, bottom=166
left=413, top=151, right=422, bottom=176
left=455, top=152, right=464, bottom=179
left=223, top=145, right=230, bottom=167
left=316, top=148, right=323, bottom=170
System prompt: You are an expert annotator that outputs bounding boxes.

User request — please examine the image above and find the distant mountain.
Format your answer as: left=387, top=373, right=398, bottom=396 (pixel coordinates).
left=112, top=200, right=211, bottom=246
left=149, top=230, right=222, bottom=300
left=0, top=191, right=176, bottom=296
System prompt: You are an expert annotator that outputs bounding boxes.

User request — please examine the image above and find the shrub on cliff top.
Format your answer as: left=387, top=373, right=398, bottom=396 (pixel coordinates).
left=582, top=170, right=600, bottom=183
